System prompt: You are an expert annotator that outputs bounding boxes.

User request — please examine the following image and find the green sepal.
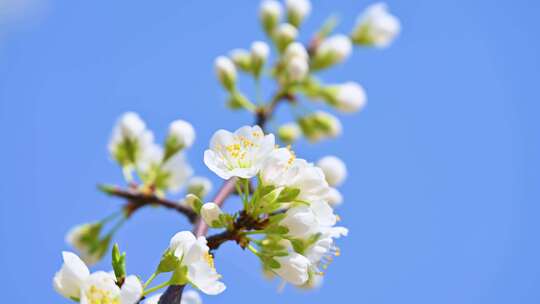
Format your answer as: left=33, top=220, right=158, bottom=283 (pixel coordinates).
left=169, top=265, right=189, bottom=286
left=111, top=243, right=127, bottom=282
left=157, top=250, right=180, bottom=274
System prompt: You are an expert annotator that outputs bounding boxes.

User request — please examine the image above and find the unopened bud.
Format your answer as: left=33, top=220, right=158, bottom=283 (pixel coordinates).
left=215, top=56, right=237, bottom=91
left=201, top=202, right=224, bottom=227
left=274, top=23, right=298, bottom=52
left=351, top=3, right=400, bottom=48
left=229, top=48, right=252, bottom=71
left=278, top=122, right=302, bottom=143
left=260, top=0, right=282, bottom=35
left=311, top=34, right=352, bottom=70
left=285, top=0, right=311, bottom=28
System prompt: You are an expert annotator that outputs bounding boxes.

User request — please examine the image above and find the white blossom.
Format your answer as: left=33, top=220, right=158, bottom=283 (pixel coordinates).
left=169, top=231, right=226, bottom=295
left=53, top=252, right=143, bottom=304
left=317, top=155, right=347, bottom=186
left=204, top=125, right=275, bottom=179
left=330, top=82, right=367, bottom=113
left=274, top=251, right=310, bottom=285
left=214, top=56, right=237, bottom=91
left=280, top=200, right=337, bottom=239
left=352, top=3, right=400, bottom=48
left=260, top=148, right=330, bottom=203
left=168, top=119, right=196, bottom=149
left=201, top=202, right=224, bottom=227
left=274, top=23, right=298, bottom=48
left=145, top=290, right=202, bottom=304
left=285, top=0, right=311, bottom=26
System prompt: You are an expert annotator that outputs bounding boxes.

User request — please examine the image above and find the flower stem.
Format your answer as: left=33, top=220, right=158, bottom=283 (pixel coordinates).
left=143, top=272, right=158, bottom=289
left=143, top=280, right=171, bottom=296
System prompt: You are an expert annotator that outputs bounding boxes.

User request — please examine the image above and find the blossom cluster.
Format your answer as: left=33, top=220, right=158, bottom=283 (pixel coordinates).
left=202, top=125, right=348, bottom=287
left=53, top=0, right=401, bottom=303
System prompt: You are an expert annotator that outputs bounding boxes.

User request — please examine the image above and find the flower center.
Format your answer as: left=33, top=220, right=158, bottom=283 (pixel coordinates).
left=86, top=285, right=119, bottom=304
left=204, top=251, right=216, bottom=270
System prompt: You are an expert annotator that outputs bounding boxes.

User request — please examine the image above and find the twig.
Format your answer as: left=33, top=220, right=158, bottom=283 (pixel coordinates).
left=101, top=186, right=198, bottom=223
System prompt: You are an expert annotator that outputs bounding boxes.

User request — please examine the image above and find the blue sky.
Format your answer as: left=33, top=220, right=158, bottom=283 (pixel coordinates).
left=1, top=0, right=539, bottom=303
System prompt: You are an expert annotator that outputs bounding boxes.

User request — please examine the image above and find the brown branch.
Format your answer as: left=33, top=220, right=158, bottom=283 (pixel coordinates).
left=101, top=186, right=198, bottom=223
left=207, top=211, right=269, bottom=251
left=160, top=90, right=286, bottom=304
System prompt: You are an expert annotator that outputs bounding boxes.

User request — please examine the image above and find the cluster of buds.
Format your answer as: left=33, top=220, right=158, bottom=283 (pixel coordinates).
left=214, top=0, right=400, bottom=145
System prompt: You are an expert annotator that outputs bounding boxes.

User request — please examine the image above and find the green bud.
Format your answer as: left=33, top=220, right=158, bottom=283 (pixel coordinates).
left=278, top=123, right=301, bottom=144
left=184, top=194, right=203, bottom=214
left=112, top=244, right=127, bottom=282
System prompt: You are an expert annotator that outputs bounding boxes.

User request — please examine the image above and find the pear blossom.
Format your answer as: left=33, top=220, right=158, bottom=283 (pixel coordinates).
left=327, top=82, right=367, bottom=113
left=274, top=252, right=310, bottom=285
left=201, top=202, right=224, bottom=227
left=285, top=0, right=311, bottom=27
left=304, top=228, right=348, bottom=277
left=260, top=148, right=330, bottom=203
left=317, top=155, right=347, bottom=186
left=351, top=3, right=400, bottom=48
left=187, top=176, right=213, bottom=198
left=312, top=35, right=352, bottom=69
left=280, top=200, right=337, bottom=239
left=260, top=0, right=282, bottom=33
left=168, top=231, right=226, bottom=295
left=168, top=119, right=196, bottom=150
left=53, top=252, right=143, bottom=303
left=145, top=290, right=202, bottom=304
left=215, top=56, right=237, bottom=91
left=204, top=125, right=275, bottom=179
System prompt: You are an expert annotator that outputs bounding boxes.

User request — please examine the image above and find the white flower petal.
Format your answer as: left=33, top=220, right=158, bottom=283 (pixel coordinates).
left=53, top=251, right=90, bottom=299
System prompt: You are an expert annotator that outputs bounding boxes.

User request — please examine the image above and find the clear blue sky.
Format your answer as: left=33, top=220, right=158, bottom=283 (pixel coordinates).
left=1, top=0, right=539, bottom=303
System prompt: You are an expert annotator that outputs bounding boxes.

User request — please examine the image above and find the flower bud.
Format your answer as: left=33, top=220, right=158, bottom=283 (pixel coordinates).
left=229, top=48, right=252, bottom=71
left=274, top=252, right=310, bottom=285
left=285, top=0, right=311, bottom=28
left=286, top=56, right=308, bottom=82
left=317, top=155, right=347, bottom=186
left=323, top=82, right=367, bottom=113
left=251, top=41, right=270, bottom=77
left=167, top=119, right=195, bottom=152
left=187, top=176, right=213, bottom=199
left=201, top=202, right=224, bottom=227
left=214, top=56, right=237, bottom=91
left=278, top=122, right=301, bottom=143
left=311, top=34, right=352, bottom=70
left=351, top=3, right=400, bottom=48
left=274, top=23, right=298, bottom=52
left=325, top=187, right=343, bottom=207
left=298, top=111, right=342, bottom=142
left=184, top=193, right=203, bottom=214
left=260, top=0, right=282, bottom=35
left=65, top=223, right=107, bottom=266
left=119, top=112, right=146, bottom=139
left=284, top=42, right=308, bottom=61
